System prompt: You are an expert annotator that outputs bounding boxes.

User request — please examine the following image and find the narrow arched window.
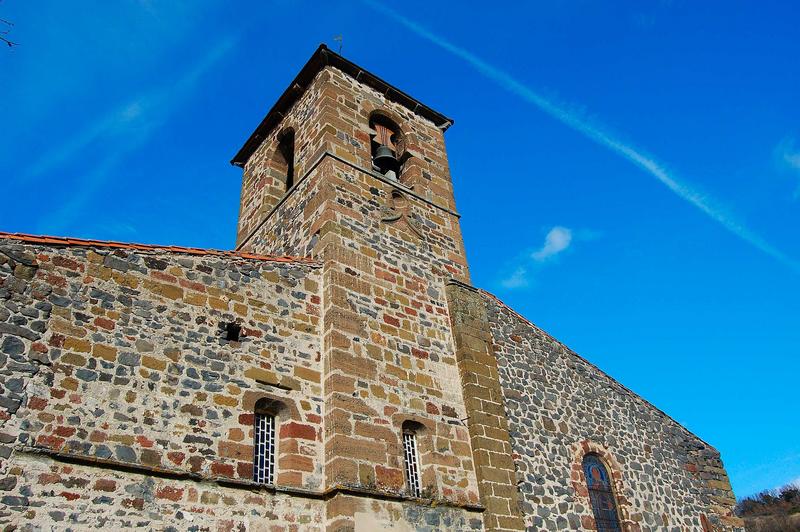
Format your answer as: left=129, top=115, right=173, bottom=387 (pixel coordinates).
left=277, top=129, right=295, bottom=191
left=253, top=412, right=275, bottom=484
left=402, top=424, right=422, bottom=497
left=253, top=400, right=278, bottom=484
left=369, top=114, right=403, bottom=181
left=583, top=454, right=622, bottom=531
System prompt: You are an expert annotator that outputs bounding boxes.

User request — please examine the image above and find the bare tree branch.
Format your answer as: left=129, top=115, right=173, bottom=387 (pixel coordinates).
left=0, top=1, right=17, bottom=49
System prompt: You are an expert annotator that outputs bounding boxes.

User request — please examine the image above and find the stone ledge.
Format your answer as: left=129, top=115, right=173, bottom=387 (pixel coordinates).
left=11, top=447, right=485, bottom=512
left=236, top=150, right=462, bottom=251
left=446, top=278, right=479, bottom=292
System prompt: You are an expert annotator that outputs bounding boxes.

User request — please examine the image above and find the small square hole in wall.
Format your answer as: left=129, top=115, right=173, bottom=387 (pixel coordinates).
left=224, top=322, right=242, bottom=342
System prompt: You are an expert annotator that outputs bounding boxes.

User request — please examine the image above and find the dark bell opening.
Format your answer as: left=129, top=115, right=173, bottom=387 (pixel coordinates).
left=370, top=116, right=402, bottom=180
left=278, top=129, right=295, bottom=191
left=225, top=322, right=242, bottom=342
left=373, top=144, right=399, bottom=177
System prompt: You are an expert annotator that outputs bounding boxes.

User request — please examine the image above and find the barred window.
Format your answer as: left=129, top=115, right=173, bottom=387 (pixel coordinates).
left=402, top=430, right=421, bottom=497
left=253, top=412, right=276, bottom=484
left=583, top=454, right=622, bottom=531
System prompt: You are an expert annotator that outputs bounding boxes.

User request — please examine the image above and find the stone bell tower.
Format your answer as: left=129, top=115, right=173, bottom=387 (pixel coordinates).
left=228, top=46, right=519, bottom=530
left=230, top=45, right=527, bottom=531
left=231, top=45, right=469, bottom=281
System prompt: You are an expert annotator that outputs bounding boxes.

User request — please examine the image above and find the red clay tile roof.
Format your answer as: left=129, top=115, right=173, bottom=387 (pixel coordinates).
left=0, top=232, right=317, bottom=264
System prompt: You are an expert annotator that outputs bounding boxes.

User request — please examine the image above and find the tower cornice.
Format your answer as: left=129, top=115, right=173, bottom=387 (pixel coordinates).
left=230, top=44, right=454, bottom=168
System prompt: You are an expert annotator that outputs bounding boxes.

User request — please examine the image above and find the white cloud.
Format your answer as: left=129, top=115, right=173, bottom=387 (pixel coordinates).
left=784, top=150, right=800, bottom=170
left=780, top=142, right=800, bottom=171
left=500, top=226, right=581, bottom=289
left=776, top=137, right=800, bottom=200
left=501, top=266, right=530, bottom=290
left=532, top=226, right=573, bottom=262
left=365, top=0, right=799, bottom=274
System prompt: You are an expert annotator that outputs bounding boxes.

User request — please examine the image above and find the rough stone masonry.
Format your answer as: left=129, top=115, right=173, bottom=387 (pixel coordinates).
left=0, top=45, right=742, bottom=531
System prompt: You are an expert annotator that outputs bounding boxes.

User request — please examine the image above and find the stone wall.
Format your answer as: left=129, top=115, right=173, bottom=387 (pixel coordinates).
left=237, top=64, right=465, bottom=256
left=0, top=238, right=327, bottom=528
left=305, top=160, right=481, bottom=529
left=445, top=281, right=524, bottom=532
left=237, top=62, right=483, bottom=530
left=237, top=64, right=469, bottom=275
left=5, top=452, right=324, bottom=530
left=236, top=68, right=329, bottom=248
left=483, top=291, right=743, bottom=531
left=0, top=46, right=746, bottom=532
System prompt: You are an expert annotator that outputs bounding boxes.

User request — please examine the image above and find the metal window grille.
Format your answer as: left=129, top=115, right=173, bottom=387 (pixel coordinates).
left=253, top=413, right=275, bottom=485
left=583, top=455, right=622, bottom=531
left=402, top=431, right=421, bottom=497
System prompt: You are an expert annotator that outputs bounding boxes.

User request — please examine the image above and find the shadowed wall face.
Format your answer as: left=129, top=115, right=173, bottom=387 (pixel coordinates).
left=484, top=293, right=743, bottom=531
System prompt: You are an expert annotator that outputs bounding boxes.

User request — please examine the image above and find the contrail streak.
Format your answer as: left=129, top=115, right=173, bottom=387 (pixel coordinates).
left=28, top=36, right=237, bottom=234
left=23, top=35, right=237, bottom=182
left=364, top=0, right=798, bottom=272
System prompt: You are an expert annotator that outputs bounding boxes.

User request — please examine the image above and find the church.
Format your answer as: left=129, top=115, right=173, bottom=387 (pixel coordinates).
left=0, top=45, right=742, bottom=531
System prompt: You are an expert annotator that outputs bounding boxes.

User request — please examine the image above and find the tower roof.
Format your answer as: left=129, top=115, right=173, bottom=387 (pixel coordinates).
left=230, top=44, right=454, bottom=167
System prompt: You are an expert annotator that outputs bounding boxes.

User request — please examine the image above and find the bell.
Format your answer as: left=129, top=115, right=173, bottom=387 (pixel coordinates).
left=373, top=144, right=397, bottom=175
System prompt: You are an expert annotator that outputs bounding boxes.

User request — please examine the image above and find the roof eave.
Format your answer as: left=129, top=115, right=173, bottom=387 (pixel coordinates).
left=230, top=44, right=453, bottom=168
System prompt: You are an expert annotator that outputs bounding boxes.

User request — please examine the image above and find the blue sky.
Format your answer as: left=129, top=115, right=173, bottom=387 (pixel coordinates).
left=1, top=0, right=798, bottom=498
